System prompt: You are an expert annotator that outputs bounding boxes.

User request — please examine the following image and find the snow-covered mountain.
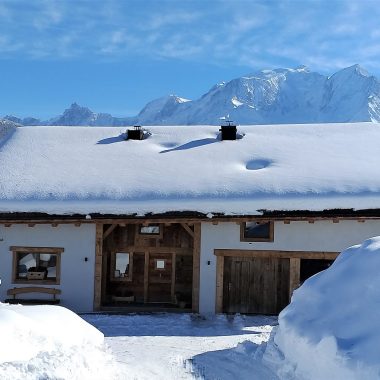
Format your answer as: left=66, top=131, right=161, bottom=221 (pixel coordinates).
left=4, top=103, right=134, bottom=126
left=48, top=102, right=137, bottom=126
left=0, top=118, right=19, bottom=143
left=4, top=64, right=380, bottom=125
left=138, top=64, right=380, bottom=125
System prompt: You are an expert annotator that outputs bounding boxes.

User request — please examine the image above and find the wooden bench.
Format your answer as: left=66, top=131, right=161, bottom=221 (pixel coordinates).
left=5, top=287, right=61, bottom=305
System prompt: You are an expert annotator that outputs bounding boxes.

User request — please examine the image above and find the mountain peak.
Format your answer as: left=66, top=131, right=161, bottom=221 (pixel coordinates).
left=294, top=65, right=310, bottom=72
left=332, top=64, right=371, bottom=79
left=67, top=102, right=91, bottom=112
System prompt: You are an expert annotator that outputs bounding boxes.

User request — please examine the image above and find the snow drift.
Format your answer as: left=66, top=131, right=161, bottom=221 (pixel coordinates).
left=0, top=304, right=120, bottom=380
left=0, top=119, right=17, bottom=145
left=274, top=237, right=380, bottom=380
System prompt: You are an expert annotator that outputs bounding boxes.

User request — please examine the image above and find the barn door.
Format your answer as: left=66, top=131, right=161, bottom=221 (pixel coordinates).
left=223, top=257, right=290, bottom=314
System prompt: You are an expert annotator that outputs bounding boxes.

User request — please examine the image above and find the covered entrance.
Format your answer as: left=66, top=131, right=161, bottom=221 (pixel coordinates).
left=94, top=221, right=200, bottom=312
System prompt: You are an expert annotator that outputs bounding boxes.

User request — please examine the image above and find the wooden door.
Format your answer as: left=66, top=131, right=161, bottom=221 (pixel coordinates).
left=148, top=253, right=172, bottom=303
left=223, top=257, right=290, bottom=314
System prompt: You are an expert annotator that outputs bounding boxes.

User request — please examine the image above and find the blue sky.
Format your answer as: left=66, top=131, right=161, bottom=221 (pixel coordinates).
left=1, top=0, right=380, bottom=118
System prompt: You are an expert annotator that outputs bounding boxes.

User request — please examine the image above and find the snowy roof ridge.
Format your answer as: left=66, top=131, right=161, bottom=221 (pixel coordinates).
left=0, top=122, right=380, bottom=215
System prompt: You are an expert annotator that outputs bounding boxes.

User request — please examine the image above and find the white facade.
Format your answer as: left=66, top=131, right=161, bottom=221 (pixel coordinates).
left=0, top=224, right=96, bottom=312
left=199, top=220, right=380, bottom=314
left=1, top=219, right=380, bottom=314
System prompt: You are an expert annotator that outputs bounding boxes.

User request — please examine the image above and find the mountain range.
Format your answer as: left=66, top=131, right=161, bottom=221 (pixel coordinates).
left=4, top=64, right=380, bottom=126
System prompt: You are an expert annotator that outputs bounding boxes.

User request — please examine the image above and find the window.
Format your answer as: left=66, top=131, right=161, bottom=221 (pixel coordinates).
left=240, top=221, right=274, bottom=242
left=111, top=252, right=133, bottom=281
left=139, top=224, right=161, bottom=235
left=11, top=246, right=63, bottom=285
left=139, top=224, right=163, bottom=238
left=155, top=259, right=166, bottom=270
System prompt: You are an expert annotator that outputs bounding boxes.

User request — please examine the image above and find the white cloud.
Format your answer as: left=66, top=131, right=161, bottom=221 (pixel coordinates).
left=0, top=0, right=380, bottom=76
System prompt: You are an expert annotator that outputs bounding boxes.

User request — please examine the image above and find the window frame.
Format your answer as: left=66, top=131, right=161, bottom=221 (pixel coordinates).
left=154, top=258, right=167, bottom=271
left=110, top=251, right=133, bottom=282
left=138, top=224, right=163, bottom=239
left=240, top=221, right=274, bottom=242
left=11, top=246, right=63, bottom=285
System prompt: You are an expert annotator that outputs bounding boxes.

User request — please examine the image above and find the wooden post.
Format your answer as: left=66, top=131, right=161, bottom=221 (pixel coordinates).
left=192, top=223, right=201, bottom=313
left=289, top=257, right=300, bottom=300
left=93, top=223, right=103, bottom=311
left=171, top=253, right=176, bottom=303
left=144, top=251, right=149, bottom=303
left=215, top=255, right=224, bottom=313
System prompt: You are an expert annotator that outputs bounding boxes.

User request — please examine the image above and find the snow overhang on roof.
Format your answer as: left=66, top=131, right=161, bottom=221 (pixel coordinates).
left=0, top=122, right=380, bottom=216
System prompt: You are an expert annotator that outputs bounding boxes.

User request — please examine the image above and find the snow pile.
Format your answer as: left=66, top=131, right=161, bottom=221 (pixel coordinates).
left=0, top=304, right=121, bottom=380
left=0, top=119, right=17, bottom=144
left=273, top=237, right=380, bottom=380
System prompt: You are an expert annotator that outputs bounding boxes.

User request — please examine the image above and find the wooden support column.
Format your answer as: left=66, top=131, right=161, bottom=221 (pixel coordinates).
left=289, top=257, right=301, bottom=300
left=171, top=253, right=176, bottom=302
left=215, top=255, right=224, bottom=313
left=93, top=223, right=103, bottom=311
left=144, top=251, right=149, bottom=303
left=192, top=223, right=201, bottom=312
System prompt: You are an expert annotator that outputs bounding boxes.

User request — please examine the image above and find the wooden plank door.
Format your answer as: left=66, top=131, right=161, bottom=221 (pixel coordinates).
left=148, top=252, right=172, bottom=303
left=223, top=257, right=290, bottom=314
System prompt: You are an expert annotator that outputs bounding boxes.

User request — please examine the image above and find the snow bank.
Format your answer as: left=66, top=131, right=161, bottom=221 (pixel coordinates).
left=0, top=304, right=121, bottom=380
left=0, top=119, right=17, bottom=145
left=273, top=237, right=380, bottom=380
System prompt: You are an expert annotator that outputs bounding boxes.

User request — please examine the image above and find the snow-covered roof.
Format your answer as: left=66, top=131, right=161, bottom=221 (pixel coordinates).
left=0, top=123, right=380, bottom=216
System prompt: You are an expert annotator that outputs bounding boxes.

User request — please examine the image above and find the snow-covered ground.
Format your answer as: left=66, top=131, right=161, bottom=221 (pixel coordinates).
left=83, top=313, right=278, bottom=380
left=0, top=305, right=277, bottom=380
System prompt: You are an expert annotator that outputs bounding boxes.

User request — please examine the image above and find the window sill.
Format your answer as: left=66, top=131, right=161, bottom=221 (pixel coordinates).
left=12, top=279, right=60, bottom=285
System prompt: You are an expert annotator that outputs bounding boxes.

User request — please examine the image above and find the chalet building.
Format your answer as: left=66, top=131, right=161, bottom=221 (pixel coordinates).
left=0, top=122, right=379, bottom=315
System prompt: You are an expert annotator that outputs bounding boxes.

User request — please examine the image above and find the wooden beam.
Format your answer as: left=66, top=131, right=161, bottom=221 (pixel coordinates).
left=117, top=246, right=193, bottom=255
left=1, top=215, right=379, bottom=226
left=192, top=223, right=201, bottom=313
left=283, top=220, right=290, bottom=224
left=214, top=249, right=339, bottom=260
left=93, top=223, right=103, bottom=311
left=144, top=251, right=149, bottom=303
left=180, top=223, right=194, bottom=238
left=289, top=258, right=300, bottom=300
left=215, top=255, right=224, bottom=313
left=171, top=253, right=176, bottom=303
left=103, top=224, right=117, bottom=240
left=10, top=246, right=64, bottom=253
